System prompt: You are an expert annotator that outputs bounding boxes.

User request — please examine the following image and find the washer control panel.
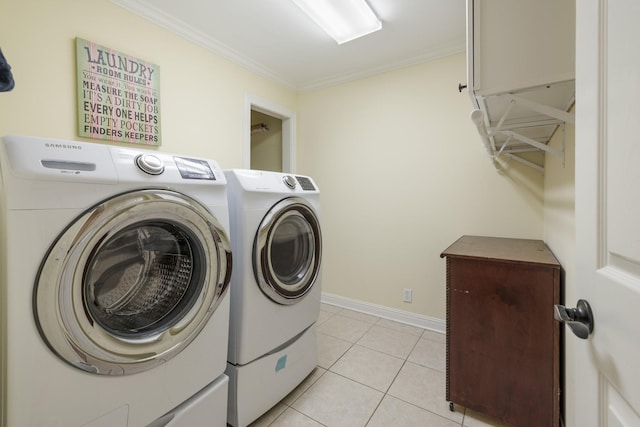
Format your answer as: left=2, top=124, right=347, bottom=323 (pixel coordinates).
left=173, top=156, right=216, bottom=180
left=131, top=152, right=217, bottom=181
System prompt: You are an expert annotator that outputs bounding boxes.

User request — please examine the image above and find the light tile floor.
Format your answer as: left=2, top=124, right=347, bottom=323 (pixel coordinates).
left=248, top=304, right=507, bottom=427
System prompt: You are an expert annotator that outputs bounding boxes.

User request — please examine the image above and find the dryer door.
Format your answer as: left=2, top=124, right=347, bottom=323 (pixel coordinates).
left=253, top=197, right=322, bottom=305
left=34, top=189, right=231, bottom=375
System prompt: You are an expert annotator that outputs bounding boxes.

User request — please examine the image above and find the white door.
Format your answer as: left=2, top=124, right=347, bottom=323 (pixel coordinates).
left=574, top=0, right=640, bottom=424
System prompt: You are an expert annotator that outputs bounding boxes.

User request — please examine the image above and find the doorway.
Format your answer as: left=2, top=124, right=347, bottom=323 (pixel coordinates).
left=244, top=94, right=296, bottom=173
left=251, top=110, right=282, bottom=172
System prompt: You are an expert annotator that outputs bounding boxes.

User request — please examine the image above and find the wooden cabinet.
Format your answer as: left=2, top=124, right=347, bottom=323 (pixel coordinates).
left=441, top=235, right=561, bottom=427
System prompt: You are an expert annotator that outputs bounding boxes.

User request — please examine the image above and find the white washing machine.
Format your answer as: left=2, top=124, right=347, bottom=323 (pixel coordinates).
left=0, top=135, right=232, bottom=427
left=224, top=169, right=322, bottom=427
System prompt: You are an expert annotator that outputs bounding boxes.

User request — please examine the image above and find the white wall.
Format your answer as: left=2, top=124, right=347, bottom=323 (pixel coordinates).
left=297, top=53, right=545, bottom=320
left=0, top=0, right=296, bottom=167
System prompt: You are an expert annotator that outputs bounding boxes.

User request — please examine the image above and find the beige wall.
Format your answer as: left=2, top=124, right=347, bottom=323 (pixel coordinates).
left=297, top=53, right=545, bottom=319
left=1, top=1, right=561, bottom=323
left=543, top=107, right=575, bottom=426
left=0, top=0, right=296, bottom=168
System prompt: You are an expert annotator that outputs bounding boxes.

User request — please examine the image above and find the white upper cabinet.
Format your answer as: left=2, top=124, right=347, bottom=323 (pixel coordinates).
left=467, top=0, right=575, bottom=172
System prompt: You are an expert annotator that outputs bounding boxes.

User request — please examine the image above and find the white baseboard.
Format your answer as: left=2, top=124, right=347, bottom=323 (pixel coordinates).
left=321, top=292, right=445, bottom=335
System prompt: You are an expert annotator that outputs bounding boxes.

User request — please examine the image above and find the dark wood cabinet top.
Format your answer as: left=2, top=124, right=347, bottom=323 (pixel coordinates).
left=440, top=235, right=560, bottom=268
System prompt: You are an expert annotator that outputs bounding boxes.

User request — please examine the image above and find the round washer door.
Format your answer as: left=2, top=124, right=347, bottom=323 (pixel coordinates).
left=253, top=197, right=322, bottom=305
left=34, top=189, right=232, bottom=376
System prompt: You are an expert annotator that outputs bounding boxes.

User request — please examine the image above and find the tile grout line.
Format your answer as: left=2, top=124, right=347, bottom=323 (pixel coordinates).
left=265, top=306, right=461, bottom=427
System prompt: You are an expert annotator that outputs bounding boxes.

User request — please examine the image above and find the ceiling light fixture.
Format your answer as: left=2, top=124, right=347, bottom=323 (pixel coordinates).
left=291, top=0, right=382, bottom=45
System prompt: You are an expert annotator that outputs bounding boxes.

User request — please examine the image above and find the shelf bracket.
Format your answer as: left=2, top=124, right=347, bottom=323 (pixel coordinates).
left=470, top=88, right=572, bottom=173
left=501, top=93, right=575, bottom=124
left=492, top=99, right=517, bottom=134
left=503, top=153, right=545, bottom=173
left=496, top=134, right=513, bottom=157
left=499, top=130, right=564, bottom=158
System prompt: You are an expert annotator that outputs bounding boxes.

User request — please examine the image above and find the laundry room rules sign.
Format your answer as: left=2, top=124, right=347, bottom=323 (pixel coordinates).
left=76, top=38, right=161, bottom=145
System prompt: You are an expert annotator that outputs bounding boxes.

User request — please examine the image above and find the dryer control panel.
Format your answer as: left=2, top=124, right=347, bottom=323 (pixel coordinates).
left=295, top=176, right=316, bottom=191
left=226, top=169, right=319, bottom=195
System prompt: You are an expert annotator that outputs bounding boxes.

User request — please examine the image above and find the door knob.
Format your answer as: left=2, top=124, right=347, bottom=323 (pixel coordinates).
left=553, top=299, right=594, bottom=339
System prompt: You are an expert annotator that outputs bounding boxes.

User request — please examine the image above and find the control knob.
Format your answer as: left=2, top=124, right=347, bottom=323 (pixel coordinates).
left=135, top=154, right=164, bottom=175
left=283, top=175, right=296, bottom=189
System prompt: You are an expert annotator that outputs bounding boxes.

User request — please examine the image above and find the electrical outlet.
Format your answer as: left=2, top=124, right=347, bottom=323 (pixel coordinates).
left=403, top=288, right=412, bottom=303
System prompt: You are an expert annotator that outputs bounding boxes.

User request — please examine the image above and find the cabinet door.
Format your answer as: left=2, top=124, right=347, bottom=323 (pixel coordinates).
left=447, top=257, right=559, bottom=427
left=469, top=0, right=575, bottom=95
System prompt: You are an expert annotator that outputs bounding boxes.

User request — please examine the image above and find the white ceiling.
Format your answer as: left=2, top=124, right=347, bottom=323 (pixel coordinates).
left=113, top=0, right=467, bottom=91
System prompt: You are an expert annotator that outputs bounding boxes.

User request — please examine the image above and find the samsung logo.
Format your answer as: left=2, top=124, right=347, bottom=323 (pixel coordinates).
left=45, top=143, right=82, bottom=150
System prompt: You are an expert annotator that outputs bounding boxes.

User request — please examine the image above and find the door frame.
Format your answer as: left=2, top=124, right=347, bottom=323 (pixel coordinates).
left=244, top=93, right=296, bottom=173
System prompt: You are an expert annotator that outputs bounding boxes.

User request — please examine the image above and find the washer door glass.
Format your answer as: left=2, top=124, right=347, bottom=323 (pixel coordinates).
left=254, top=197, right=322, bottom=305
left=34, top=189, right=231, bottom=376
left=84, top=221, right=204, bottom=338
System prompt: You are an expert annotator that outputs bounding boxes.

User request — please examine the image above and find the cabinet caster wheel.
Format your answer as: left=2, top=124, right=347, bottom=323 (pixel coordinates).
left=449, top=402, right=454, bottom=412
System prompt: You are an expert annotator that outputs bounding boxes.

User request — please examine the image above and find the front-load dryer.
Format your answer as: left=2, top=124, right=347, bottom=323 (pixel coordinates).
left=0, top=135, right=232, bottom=427
left=224, top=169, right=322, bottom=427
